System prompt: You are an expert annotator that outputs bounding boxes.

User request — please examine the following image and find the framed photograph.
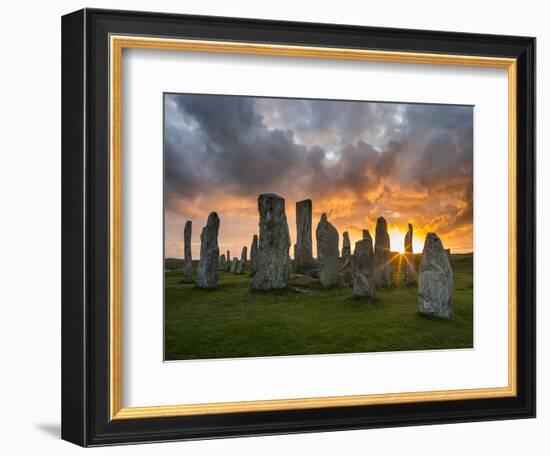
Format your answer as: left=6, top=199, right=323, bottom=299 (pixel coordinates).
left=61, top=8, right=535, bottom=447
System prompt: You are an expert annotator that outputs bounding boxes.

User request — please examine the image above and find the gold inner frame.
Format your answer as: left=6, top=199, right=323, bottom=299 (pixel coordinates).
left=109, top=35, right=517, bottom=420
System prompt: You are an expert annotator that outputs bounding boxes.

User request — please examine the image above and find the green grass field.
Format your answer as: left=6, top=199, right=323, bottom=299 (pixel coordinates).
left=164, top=254, right=473, bottom=361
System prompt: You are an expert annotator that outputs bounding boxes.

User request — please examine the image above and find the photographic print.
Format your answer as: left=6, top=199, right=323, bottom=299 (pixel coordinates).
left=163, top=93, right=474, bottom=361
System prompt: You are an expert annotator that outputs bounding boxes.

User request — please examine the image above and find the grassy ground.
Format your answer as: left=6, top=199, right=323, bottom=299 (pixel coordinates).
left=164, top=254, right=473, bottom=361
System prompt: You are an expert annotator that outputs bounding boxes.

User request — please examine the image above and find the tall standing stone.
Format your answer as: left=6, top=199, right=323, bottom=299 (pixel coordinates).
left=403, top=223, right=415, bottom=286
left=316, top=213, right=339, bottom=287
left=236, top=246, right=247, bottom=274
left=418, top=233, right=453, bottom=319
left=230, top=257, right=238, bottom=273
left=183, top=220, right=193, bottom=283
left=294, top=199, right=314, bottom=273
left=353, top=230, right=376, bottom=299
left=226, top=250, right=231, bottom=271
left=342, top=231, right=352, bottom=287
left=374, top=216, right=393, bottom=287
left=197, top=212, right=220, bottom=288
left=250, top=194, right=291, bottom=290
left=219, top=254, right=226, bottom=271
left=250, top=234, right=258, bottom=276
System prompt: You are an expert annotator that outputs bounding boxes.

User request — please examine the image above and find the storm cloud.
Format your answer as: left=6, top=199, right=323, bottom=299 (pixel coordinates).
left=164, top=93, right=473, bottom=258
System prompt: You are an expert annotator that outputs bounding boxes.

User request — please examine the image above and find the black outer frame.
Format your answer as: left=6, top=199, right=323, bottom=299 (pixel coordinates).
left=61, top=8, right=536, bottom=447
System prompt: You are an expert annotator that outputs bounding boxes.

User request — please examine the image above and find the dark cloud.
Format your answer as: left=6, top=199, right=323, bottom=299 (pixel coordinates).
left=164, top=93, right=473, bottom=253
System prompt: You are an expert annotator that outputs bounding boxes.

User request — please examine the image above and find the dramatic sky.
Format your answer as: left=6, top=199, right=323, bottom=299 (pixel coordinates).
left=164, top=93, right=473, bottom=259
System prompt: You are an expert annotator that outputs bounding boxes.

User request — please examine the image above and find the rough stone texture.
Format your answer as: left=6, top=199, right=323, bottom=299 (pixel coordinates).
left=219, top=254, right=226, bottom=271
left=230, top=257, right=238, bottom=273
left=342, top=231, right=352, bottom=287
left=352, top=231, right=376, bottom=299
left=250, top=194, right=292, bottom=290
left=225, top=250, right=231, bottom=271
left=374, top=216, right=393, bottom=287
left=316, top=213, right=339, bottom=287
left=250, top=234, right=258, bottom=275
left=183, top=220, right=193, bottom=283
left=418, top=233, right=454, bottom=319
left=294, top=199, right=314, bottom=273
left=403, top=223, right=415, bottom=286
left=236, top=246, right=247, bottom=274
left=196, top=212, right=220, bottom=288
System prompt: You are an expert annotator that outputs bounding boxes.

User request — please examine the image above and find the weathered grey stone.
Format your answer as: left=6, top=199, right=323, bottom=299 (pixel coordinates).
left=183, top=220, right=193, bottom=283
left=353, top=231, right=376, bottom=299
left=250, top=194, right=291, bottom=290
left=342, top=231, right=352, bottom=287
left=250, top=234, right=258, bottom=275
left=219, top=254, right=226, bottom=271
left=374, top=216, right=393, bottom=287
left=418, top=233, right=453, bottom=319
left=230, top=257, right=238, bottom=273
left=196, top=212, right=220, bottom=288
left=226, top=250, right=231, bottom=271
left=236, top=246, right=247, bottom=274
left=294, top=199, right=314, bottom=273
left=316, top=213, right=339, bottom=287
left=403, top=223, right=415, bottom=286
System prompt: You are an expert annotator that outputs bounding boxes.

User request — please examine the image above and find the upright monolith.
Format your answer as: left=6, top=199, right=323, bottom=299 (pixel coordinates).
left=226, top=250, right=231, bottom=271
left=197, top=212, right=220, bottom=288
left=403, top=223, right=415, bottom=286
left=219, top=254, right=226, bottom=271
left=342, top=231, right=352, bottom=287
left=353, top=230, right=376, bottom=299
left=316, top=213, right=339, bottom=287
left=250, top=234, right=258, bottom=275
left=250, top=194, right=291, bottom=290
left=230, top=257, right=238, bottom=273
left=418, top=233, right=453, bottom=319
left=236, top=246, right=247, bottom=274
left=294, top=199, right=314, bottom=273
left=183, top=220, right=193, bottom=283
left=374, top=216, right=393, bottom=287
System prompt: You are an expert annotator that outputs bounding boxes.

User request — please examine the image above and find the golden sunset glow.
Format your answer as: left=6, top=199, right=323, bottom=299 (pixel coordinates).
left=164, top=94, right=473, bottom=259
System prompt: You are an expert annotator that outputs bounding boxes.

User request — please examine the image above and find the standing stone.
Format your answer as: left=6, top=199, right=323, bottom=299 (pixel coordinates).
left=353, top=230, right=376, bottom=299
left=230, top=257, right=238, bottom=273
left=418, top=233, right=454, bottom=319
left=250, top=194, right=291, bottom=290
left=403, top=223, right=415, bottom=286
left=342, top=231, right=352, bottom=287
left=316, top=213, right=339, bottom=287
left=236, top=246, right=247, bottom=274
left=225, top=250, right=231, bottom=271
left=374, top=216, right=393, bottom=287
left=183, top=220, right=193, bottom=283
left=250, top=234, right=258, bottom=276
left=294, top=199, right=314, bottom=273
left=219, top=254, right=226, bottom=271
left=196, top=212, right=220, bottom=288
